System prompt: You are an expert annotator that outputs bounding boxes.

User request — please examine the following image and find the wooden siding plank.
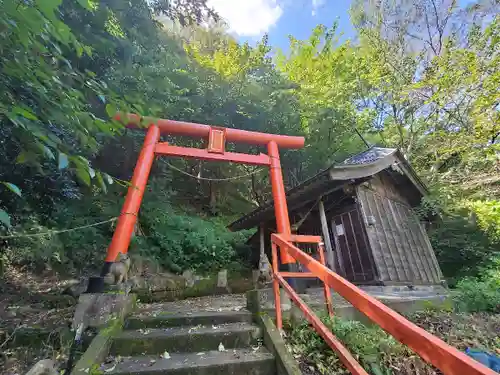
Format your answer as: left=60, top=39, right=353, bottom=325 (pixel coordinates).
left=383, top=198, right=413, bottom=281
left=408, top=209, right=438, bottom=283
left=329, top=217, right=347, bottom=277
left=419, top=223, right=444, bottom=281
left=353, top=207, right=378, bottom=281
left=358, top=188, right=390, bottom=281
left=415, top=217, right=443, bottom=282
left=337, top=214, right=356, bottom=280
left=380, top=197, right=411, bottom=281
left=387, top=200, right=415, bottom=281
left=397, top=204, right=430, bottom=282
left=398, top=203, right=430, bottom=282
left=372, top=192, right=406, bottom=282
left=346, top=210, right=367, bottom=281
left=355, top=190, right=382, bottom=282
left=391, top=201, right=423, bottom=282
left=362, top=189, right=397, bottom=281
left=400, top=206, right=434, bottom=283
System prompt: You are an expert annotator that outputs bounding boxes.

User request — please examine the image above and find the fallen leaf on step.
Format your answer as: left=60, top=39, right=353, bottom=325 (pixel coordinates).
left=218, top=343, right=225, bottom=352
left=161, top=351, right=171, bottom=359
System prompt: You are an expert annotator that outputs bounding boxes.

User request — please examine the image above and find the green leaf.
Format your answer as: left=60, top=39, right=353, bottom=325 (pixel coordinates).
left=12, top=106, right=38, bottom=121
left=35, top=0, right=62, bottom=21
left=2, top=182, right=22, bottom=197
left=96, top=172, right=107, bottom=193
left=103, top=173, right=114, bottom=185
left=88, top=166, right=96, bottom=178
left=76, top=43, right=84, bottom=58
left=83, top=46, right=93, bottom=56
left=16, top=151, right=35, bottom=164
left=58, top=153, right=69, bottom=169
left=77, top=0, right=92, bottom=10
left=0, top=209, right=11, bottom=228
left=48, top=133, right=62, bottom=145
left=75, top=167, right=91, bottom=186
left=44, top=146, right=55, bottom=160
left=105, top=103, right=117, bottom=118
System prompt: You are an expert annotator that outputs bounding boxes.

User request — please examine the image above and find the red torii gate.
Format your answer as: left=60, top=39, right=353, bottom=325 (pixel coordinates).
left=103, top=113, right=495, bottom=375
left=104, top=113, right=302, bottom=265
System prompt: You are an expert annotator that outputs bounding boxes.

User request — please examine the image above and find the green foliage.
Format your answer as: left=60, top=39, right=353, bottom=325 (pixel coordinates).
left=275, top=24, right=373, bottom=174
left=2, top=179, right=251, bottom=274
left=427, top=198, right=500, bottom=283
left=467, top=200, right=500, bottom=243
left=454, top=276, right=500, bottom=313
left=287, top=316, right=406, bottom=374
left=4, top=191, right=119, bottom=272
left=140, top=186, right=251, bottom=273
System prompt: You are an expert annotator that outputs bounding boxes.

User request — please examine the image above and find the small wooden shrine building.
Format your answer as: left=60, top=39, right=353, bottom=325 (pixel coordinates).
left=229, top=147, right=444, bottom=286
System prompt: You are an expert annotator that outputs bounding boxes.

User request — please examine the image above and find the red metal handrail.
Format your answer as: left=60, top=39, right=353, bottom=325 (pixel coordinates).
left=271, top=233, right=496, bottom=375
left=272, top=237, right=365, bottom=372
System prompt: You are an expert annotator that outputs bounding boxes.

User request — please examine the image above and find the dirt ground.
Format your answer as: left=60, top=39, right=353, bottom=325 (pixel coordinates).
left=0, top=267, right=79, bottom=375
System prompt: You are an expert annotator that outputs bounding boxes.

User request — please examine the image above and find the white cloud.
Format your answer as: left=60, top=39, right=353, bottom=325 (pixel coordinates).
left=311, top=0, right=325, bottom=16
left=207, top=0, right=283, bottom=37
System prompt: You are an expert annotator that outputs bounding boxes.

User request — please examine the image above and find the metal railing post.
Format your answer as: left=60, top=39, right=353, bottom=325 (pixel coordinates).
left=271, top=241, right=283, bottom=330
left=318, top=242, right=334, bottom=316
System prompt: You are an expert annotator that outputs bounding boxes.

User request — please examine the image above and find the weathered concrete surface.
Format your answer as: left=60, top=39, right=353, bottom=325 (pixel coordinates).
left=257, top=314, right=302, bottom=375
left=70, top=293, right=136, bottom=375
left=75, top=294, right=274, bottom=375
left=111, top=323, right=262, bottom=356
left=104, top=349, right=275, bottom=375
left=136, top=294, right=247, bottom=315
left=72, top=293, right=136, bottom=331
left=249, top=287, right=451, bottom=321
left=131, top=272, right=186, bottom=292
left=71, top=330, right=116, bottom=375
left=25, top=359, right=58, bottom=375
left=359, top=284, right=448, bottom=296
left=246, top=289, right=291, bottom=313
left=126, top=310, right=253, bottom=329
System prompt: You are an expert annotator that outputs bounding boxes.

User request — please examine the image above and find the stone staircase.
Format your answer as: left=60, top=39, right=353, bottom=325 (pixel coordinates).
left=103, top=304, right=276, bottom=375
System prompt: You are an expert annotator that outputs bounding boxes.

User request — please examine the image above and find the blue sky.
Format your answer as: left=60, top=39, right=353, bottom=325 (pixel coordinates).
left=207, top=0, right=354, bottom=52
left=207, top=0, right=478, bottom=52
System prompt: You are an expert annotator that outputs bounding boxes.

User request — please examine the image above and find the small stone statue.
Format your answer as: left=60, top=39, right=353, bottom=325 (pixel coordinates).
left=104, top=252, right=131, bottom=285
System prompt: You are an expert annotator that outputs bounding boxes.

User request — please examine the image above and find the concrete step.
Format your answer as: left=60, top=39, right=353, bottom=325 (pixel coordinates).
left=103, top=348, right=275, bottom=375
left=126, top=310, right=253, bottom=329
left=111, top=323, right=262, bottom=356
